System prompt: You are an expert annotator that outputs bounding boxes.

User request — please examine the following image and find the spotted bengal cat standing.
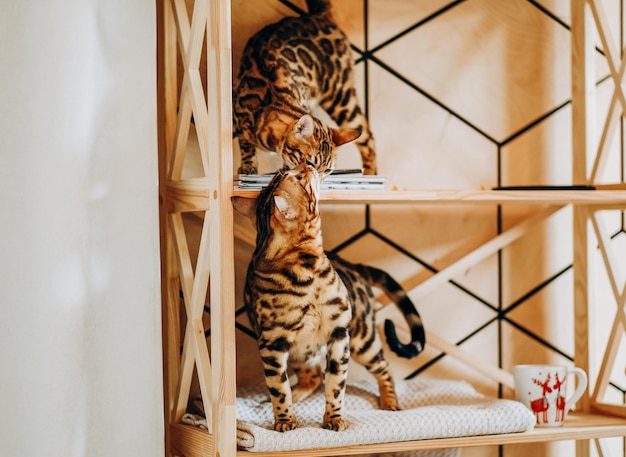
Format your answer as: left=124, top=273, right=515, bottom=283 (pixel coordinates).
left=233, top=0, right=377, bottom=176
left=232, top=163, right=425, bottom=432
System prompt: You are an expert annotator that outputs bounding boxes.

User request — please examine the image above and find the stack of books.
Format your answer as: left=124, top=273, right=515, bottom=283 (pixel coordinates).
left=235, top=169, right=387, bottom=191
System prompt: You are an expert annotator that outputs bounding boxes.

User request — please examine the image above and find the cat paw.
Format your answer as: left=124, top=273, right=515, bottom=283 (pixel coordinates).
left=381, top=402, right=401, bottom=411
left=380, top=397, right=401, bottom=411
left=238, top=163, right=258, bottom=175
left=322, top=417, right=347, bottom=431
left=273, top=420, right=297, bottom=432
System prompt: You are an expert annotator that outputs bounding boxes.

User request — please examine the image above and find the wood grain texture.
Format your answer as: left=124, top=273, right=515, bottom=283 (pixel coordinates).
left=233, top=188, right=626, bottom=205
left=168, top=414, right=626, bottom=457
left=157, top=0, right=182, bottom=452
left=207, top=0, right=237, bottom=454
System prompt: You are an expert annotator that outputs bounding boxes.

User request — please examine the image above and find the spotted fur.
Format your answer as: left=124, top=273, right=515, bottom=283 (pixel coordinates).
left=233, top=0, right=377, bottom=176
left=327, top=252, right=426, bottom=361
left=232, top=163, right=425, bottom=432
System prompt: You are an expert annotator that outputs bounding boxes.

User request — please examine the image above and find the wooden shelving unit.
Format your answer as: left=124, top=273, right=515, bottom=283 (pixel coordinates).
left=157, top=0, right=626, bottom=456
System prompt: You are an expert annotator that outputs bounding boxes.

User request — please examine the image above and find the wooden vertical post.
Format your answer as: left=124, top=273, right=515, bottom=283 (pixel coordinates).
left=571, top=1, right=595, bottom=456
left=157, top=0, right=181, bottom=455
left=571, top=0, right=596, bottom=410
left=207, top=0, right=237, bottom=456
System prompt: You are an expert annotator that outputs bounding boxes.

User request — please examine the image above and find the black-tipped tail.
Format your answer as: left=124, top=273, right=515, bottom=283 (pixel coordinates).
left=384, top=318, right=425, bottom=359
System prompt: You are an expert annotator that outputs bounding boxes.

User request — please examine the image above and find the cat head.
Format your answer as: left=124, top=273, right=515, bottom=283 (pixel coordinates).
left=281, top=114, right=361, bottom=176
left=232, top=162, right=322, bottom=245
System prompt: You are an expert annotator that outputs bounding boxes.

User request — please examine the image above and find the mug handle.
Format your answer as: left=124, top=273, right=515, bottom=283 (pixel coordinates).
left=564, top=367, right=588, bottom=413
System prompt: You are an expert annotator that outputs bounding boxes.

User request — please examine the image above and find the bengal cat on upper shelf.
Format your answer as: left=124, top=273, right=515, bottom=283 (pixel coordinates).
left=233, top=0, right=377, bottom=176
left=232, top=162, right=425, bottom=432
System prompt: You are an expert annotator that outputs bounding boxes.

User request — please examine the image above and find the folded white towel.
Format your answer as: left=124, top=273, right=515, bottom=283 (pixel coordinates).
left=182, top=377, right=535, bottom=453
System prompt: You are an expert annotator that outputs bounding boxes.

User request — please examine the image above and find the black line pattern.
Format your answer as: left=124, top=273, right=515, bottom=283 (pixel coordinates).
left=206, top=2, right=626, bottom=451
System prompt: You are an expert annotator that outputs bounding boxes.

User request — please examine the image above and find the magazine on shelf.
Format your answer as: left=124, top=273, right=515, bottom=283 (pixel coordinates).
left=234, top=169, right=388, bottom=190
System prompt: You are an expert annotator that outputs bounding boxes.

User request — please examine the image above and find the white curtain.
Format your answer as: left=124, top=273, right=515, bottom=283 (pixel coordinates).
left=0, top=1, right=163, bottom=456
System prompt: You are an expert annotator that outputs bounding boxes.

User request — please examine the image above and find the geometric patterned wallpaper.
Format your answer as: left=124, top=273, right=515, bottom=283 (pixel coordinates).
left=194, top=1, right=626, bottom=455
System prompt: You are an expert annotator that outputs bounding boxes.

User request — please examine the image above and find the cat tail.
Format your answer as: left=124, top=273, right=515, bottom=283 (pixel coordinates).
left=306, top=0, right=332, bottom=16
left=365, top=266, right=426, bottom=359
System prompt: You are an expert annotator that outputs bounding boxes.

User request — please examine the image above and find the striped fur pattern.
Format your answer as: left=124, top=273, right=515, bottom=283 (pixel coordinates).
left=233, top=0, right=377, bottom=176
left=327, top=252, right=426, bottom=361
left=232, top=163, right=425, bottom=432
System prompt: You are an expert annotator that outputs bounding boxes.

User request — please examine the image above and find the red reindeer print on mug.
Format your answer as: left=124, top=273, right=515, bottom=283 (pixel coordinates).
left=529, top=372, right=553, bottom=424
left=553, top=372, right=566, bottom=422
left=514, top=364, right=588, bottom=427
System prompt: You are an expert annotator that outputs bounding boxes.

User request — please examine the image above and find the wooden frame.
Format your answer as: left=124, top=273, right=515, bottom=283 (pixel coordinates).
left=157, top=0, right=626, bottom=456
left=158, top=0, right=236, bottom=455
left=572, top=6, right=626, bottom=457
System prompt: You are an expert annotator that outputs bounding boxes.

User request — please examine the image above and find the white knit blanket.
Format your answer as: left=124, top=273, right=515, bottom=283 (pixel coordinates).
left=182, top=378, right=535, bottom=453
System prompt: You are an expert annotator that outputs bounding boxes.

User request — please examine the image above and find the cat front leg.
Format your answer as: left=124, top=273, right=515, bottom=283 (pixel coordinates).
left=258, top=340, right=297, bottom=432
left=323, top=327, right=350, bottom=431
left=237, top=139, right=259, bottom=175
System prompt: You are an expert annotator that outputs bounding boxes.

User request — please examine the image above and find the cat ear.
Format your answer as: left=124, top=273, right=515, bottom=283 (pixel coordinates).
left=273, top=195, right=298, bottom=220
left=331, top=127, right=361, bottom=146
left=295, top=114, right=315, bottom=139
left=231, top=196, right=257, bottom=218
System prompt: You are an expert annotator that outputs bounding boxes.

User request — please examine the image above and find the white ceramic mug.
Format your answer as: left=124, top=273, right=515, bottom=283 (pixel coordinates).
left=513, top=364, right=587, bottom=427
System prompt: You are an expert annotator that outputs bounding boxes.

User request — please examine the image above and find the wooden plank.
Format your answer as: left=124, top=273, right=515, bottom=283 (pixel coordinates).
left=398, top=205, right=562, bottom=302
left=590, top=403, right=626, bottom=418
left=588, top=0, right=626, bottom=113
left=169, top=213, right=198, bottom=423
left=169, top=413, right=626, bottom=457
left=595, top=183, right=626, bottom=190
left=167, top=178, right=211, bottom=212
left=167, top=0, right=193, bottom=181
left=373, top=206, right=560, bottom=305
left=157, top=0, right=181, bottom=435
left=591, top=316, right=624, bottom=404
left=426, top=330, right=515, bottom=388
left=591, top=212, right=626, bottom=328
left=233, top=188, right=626, bottom=205
left=167, top=77, right=193, bottom=181
left=571, top=8, right=595, bottom=457
left=168, top=210, right=214, bottom=429
left=573, top=206, right=594, bottom=415
left=170, top=423, right=212, bottom=457
left=169, top=213, right=195, bottom=308
left=589, top=210, right=626, bottom=409
left=320, top=190, right=626, bottom=205
left=160, top=0, right=178, bottom=150
left=174, top=321, right=196, bottom=422
left=571, top=0, right=595, bottom=187
left=591, top=84, right=621, bottom=184
left=207, top=0, right=237, bottom=455
left=191, top=212, right=214, bottom=431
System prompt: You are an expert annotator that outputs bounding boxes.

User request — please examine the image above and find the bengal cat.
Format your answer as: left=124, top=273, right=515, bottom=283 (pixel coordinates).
left=233, top=0, right=377, bottom=176
left=232, top=163, right=425, bottom=432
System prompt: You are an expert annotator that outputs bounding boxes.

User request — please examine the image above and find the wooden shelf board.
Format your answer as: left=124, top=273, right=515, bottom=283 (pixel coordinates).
left=232, top=188, right=626, bottom=205
left=170, top=412, right=626, bottom=457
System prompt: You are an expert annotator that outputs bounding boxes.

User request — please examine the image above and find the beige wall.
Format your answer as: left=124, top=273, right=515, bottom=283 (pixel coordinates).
left=0, top=1, right=163, bottom=456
